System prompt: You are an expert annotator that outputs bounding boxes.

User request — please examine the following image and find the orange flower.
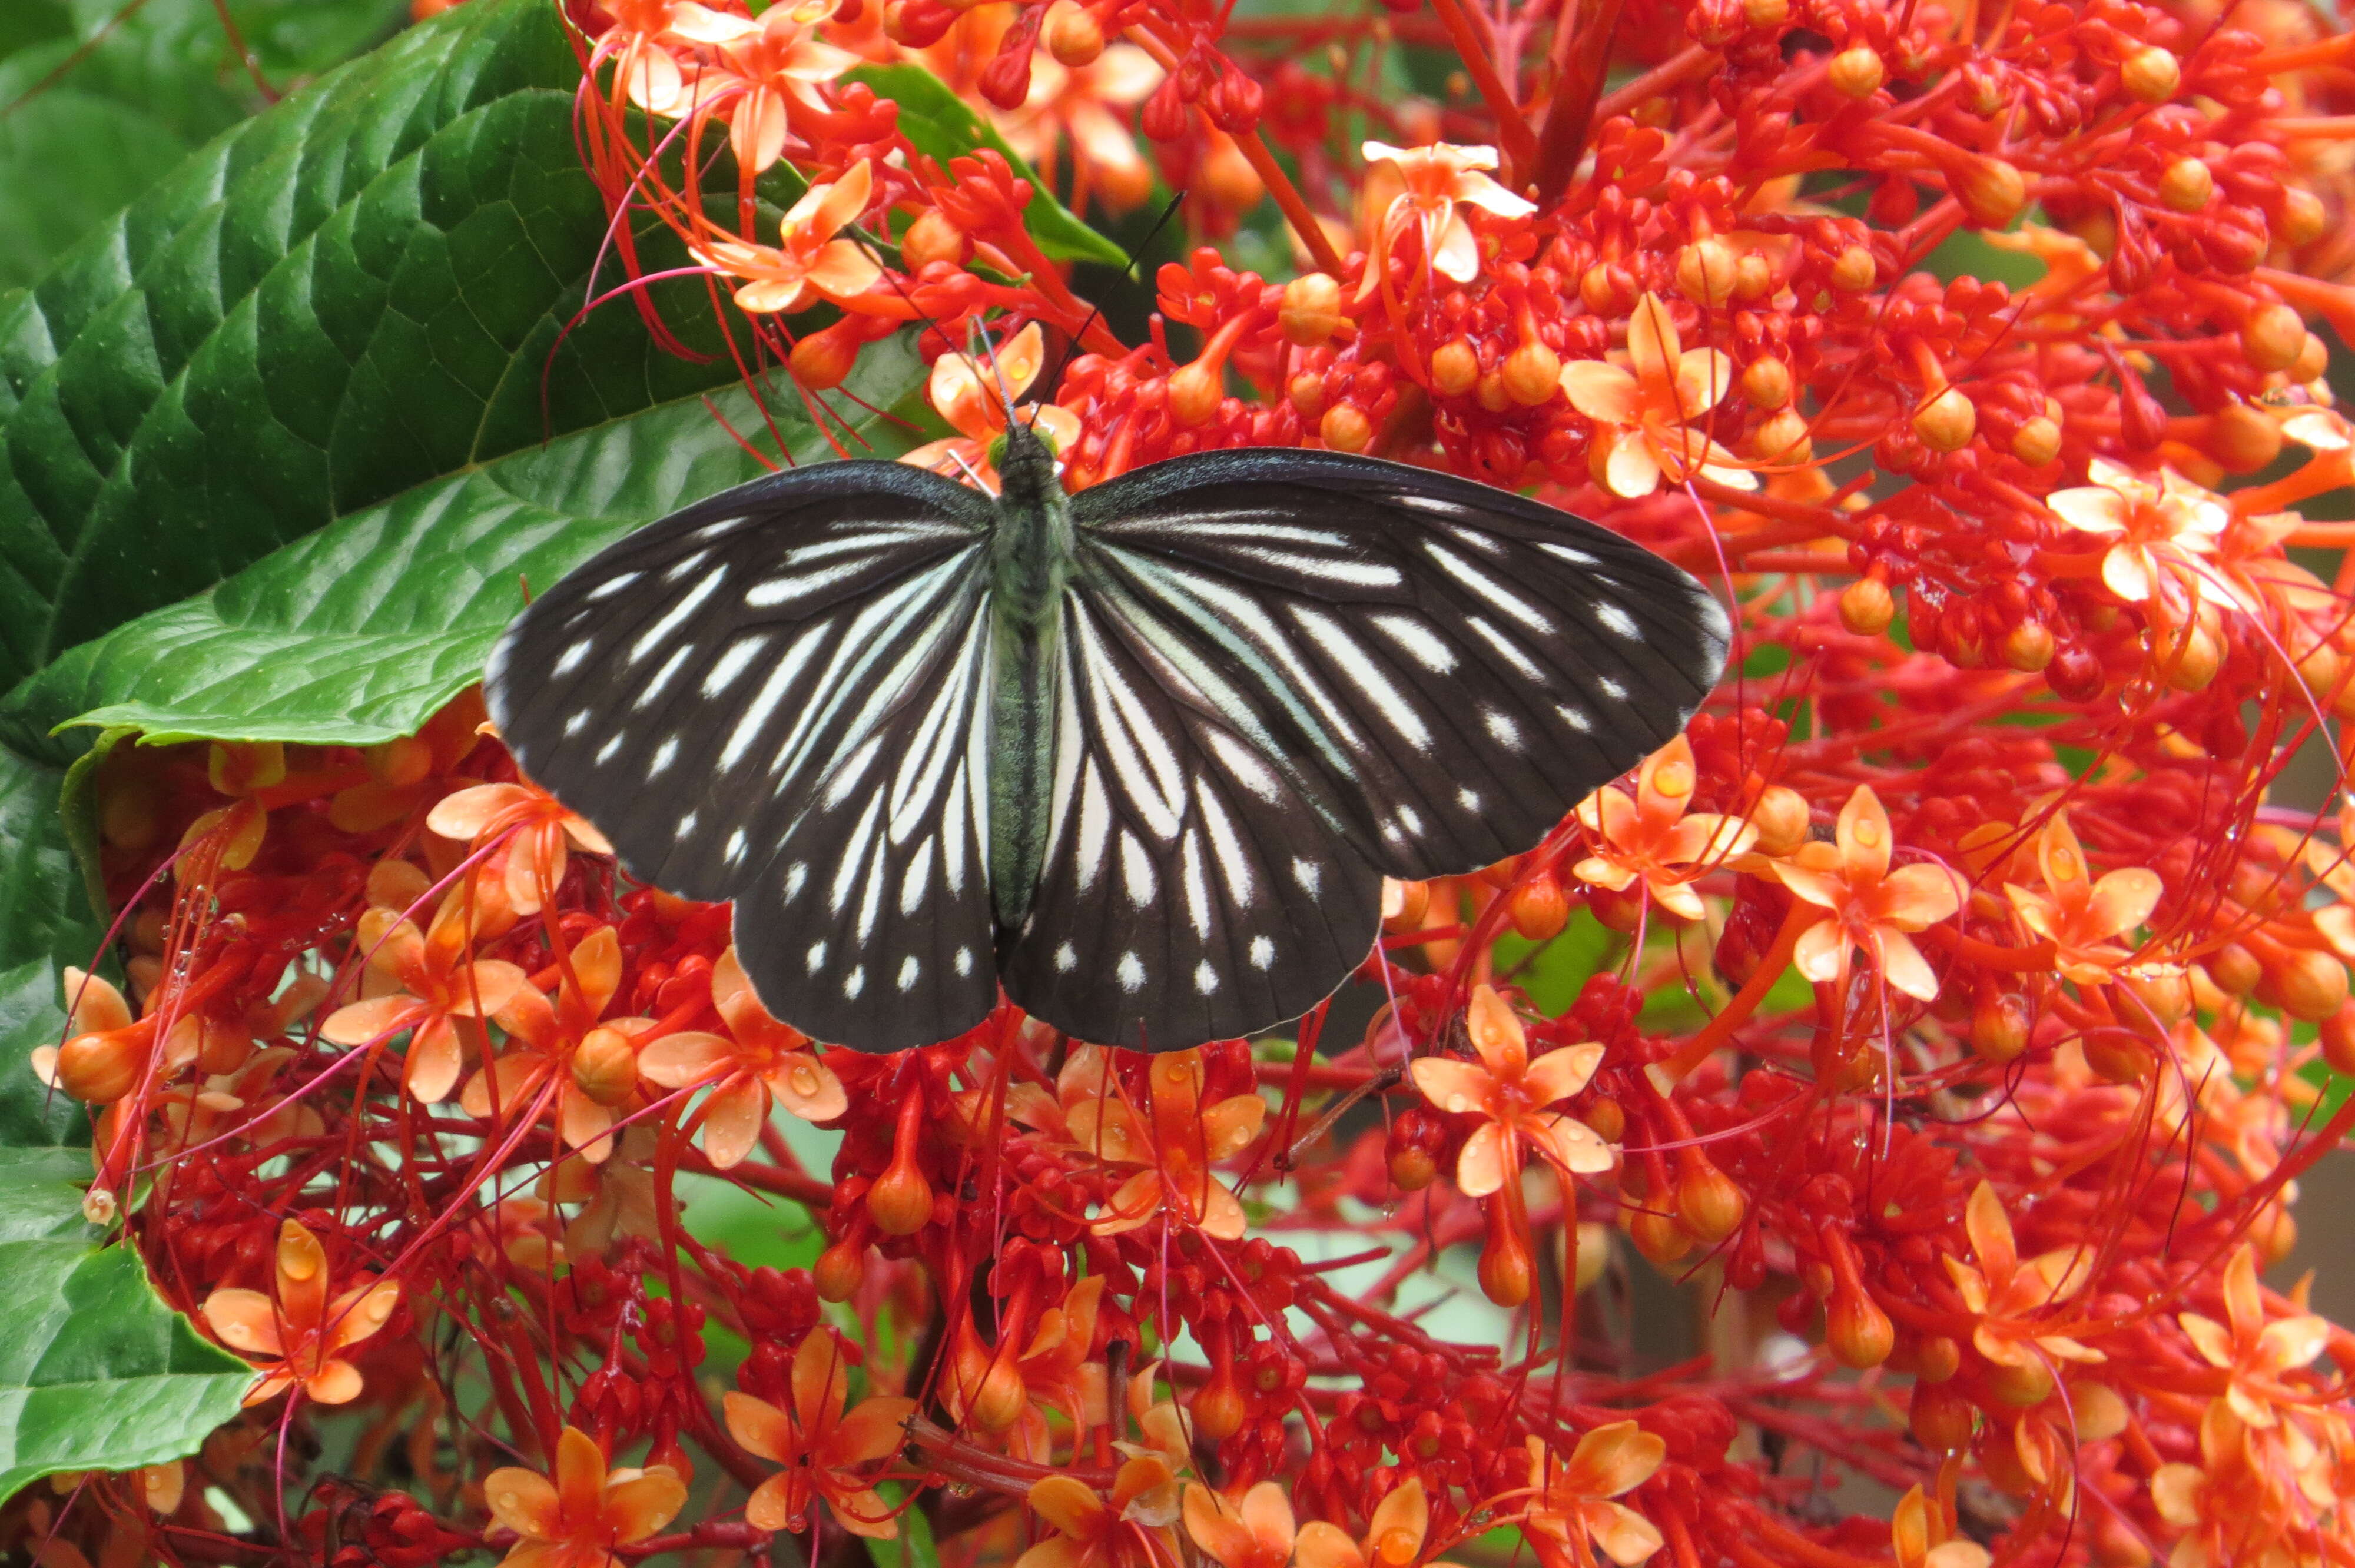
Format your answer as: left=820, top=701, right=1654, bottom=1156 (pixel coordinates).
left=201, top=1219, right=400, bottom=1406
left=1358, top=141, right=1534, bottom=294
left=2046, top=459, right=2232, bottom=610
left=428, top=780, right=612, bottom=918
left=947, top=1274, right=1107, bottom=1462
left=1295, top=1477, right=1436, bottom=1568
left=1943, top=1182, right=2102, bottom=1371
left=1558, top=294, right=1755, bottom=499
left=723, top=1331, right=916, bottom=1538
left=670, top=0, right=855, bottom=174
left=320, top=889, right=532, bottom=1104
left=482, top=1426, right=686, bottom=1568
left=694, top=159, right=883, bottom=315
left=462, top=926, right=641, bottom=1161
left=1573, top=736, right=1757, bottom=921
left=1523, top=1424, right=1667, bottom=1568
left=2179, top=1244, right=2330, bottom=1429
left=1770, top=785, right=1961, bottom=1002
left=900, top=321, right=1082, bottom=487
left=1079, top=1048, right=1266, bottom=1241
left=1014, top=1450, right=1184, bottom=1568
left=638, top=946, right=845, bottom=1167
left=31, top=966, right=162, bottom=1105
left=998, top=37, right=1164, bottom=217
left=1184, top=1481, right=1295, bottom=1568
left=2002, top=810, right=2162, bottom=985
left=1409, top=985, right=1611, bottom=1197
left=1890, top=1484, right=1989, bottom=1568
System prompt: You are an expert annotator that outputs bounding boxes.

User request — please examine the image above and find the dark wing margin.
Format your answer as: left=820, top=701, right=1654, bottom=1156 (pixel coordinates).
left=996, top=587, right=1382, bottom=1051
left=1066, top=449, right=1730, bottom=881
left=484, top=461, right=1004, bottom=1051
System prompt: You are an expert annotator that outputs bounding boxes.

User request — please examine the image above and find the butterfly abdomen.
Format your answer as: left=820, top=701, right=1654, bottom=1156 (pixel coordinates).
left=984, top=421, right=1080, bottom=939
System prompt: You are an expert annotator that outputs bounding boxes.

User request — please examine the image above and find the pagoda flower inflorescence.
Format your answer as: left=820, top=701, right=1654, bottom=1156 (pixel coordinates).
left=34, top=0, right=2355, bottom=1563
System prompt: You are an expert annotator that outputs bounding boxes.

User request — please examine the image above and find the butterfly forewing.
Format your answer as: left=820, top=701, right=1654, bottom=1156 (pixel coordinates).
left=1069, top=449, right=1731, bottom=882
left=485, top=463, right=1003, bottom=1048
left=996, top=587, right=1383, bottom=1049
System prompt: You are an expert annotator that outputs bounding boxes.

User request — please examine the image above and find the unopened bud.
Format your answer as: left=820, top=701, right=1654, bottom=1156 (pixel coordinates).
left=2280, top=186, right=2327, bottom=248
left=1676, top=238, right=1738, bottom=307
left=1677, top=1161, right=1747, bottom=1244
left=789, top=325, right=860, bottom=391
left=2206, top=404, right=2281, bottom=474
left=1839, top=576, right=1895, bottom=636
left=1829, top=246, right=1876, bottom=291
left=867, top=1157, right=935, bottom=1236
left=2158, top=157, right=2212, bottom=212
left=1910, top=1380, right=1976, bottom=1450
left=814, top=1237, right=867, bottom=1300
left=1826, top=1287, right=1895, bottom=1368
left=1741, top=0, right=1786, bottom=24
left=900, top=208, right=971, bottom=270
left=1507, top=873, right=1570, bottom=941
left=1742, top=356, right=1793, bottom=410
left=2270, top=949, right=2349, bottom=1022
left=1043, top=0, right=1104, bottom=65
left=2294, top=331, right=2329, bottom=383
left=572, top=1026, right=640, bottom=1107
left=1502, top=340, right=1562, bottom=405
left=1190, top=1370, right=1248, bottom=1440
left=1955, top=157, right=2025, bottom=228
left=1752, top=408, right=1812, bottom=463
left=2162, top=622, right=2220, bottom=692
left=2319, top=1002, right=2355, bottom=1074
left=1319, top=402, right=1372, bottom=451
left=1381, top=878, right=1431, bottom=932
left=56, top=1033, right=140, bottom=1104
left=1999, top=619, right=2054, bottom=672
left=2011, top=413, right=2062, bottom=466
left=1287, top=372, right=1326, bottom=418
left=1279, top=273, right=1344, bottom=346
left=2241, top=303, right=2307, bottom=373
left=1167, top=360, right=1224, bottom=428
left=1734, top=253, right=1774, bottom=300
left=2121, top=45, right=2179, bottom=103
left=1829, top=45, right=1884, bottom=98
left=1628, top=1207, right=1693, bottom=1266
left=1749, top=786, right=1810, bottom=855
left=1970, top=992, right=2031, bottom=1063
left=1431, top=338, right=1480, bottom=396
left=1912, top=386, right=1977, bottom=452
left=1202, top=134, right=1265, bottom=213
left=1478, top=1201, right=1536, bottom=1307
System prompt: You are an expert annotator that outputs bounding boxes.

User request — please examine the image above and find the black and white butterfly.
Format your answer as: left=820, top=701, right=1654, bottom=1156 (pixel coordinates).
left=484, top=420, right=1729, bottom=1053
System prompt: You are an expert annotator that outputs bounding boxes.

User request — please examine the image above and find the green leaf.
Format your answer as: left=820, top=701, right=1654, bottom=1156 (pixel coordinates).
left=0, top=1237, right=254, bottom=1503
left=0, top=0, right=782, bottom=718
left=0, top=1147, right=94, bottom=1241
left=848, top=62, right=1127, bottom=268
left=0, top=745, right=99, bottom=1148
left=0, top=0, right=408, bottom=294
left=5, top=337, right=928, bottom=749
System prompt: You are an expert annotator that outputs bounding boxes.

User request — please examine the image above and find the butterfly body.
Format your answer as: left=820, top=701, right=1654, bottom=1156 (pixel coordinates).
left=486, top=436, right=1730, bottom=1054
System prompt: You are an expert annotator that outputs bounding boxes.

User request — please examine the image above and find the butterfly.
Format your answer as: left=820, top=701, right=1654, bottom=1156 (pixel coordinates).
left=484, top=418, right=1730, bottom=1054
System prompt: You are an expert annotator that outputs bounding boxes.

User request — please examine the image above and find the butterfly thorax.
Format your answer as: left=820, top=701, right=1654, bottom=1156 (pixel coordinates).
left=983, top=419, right=1077, bottom=938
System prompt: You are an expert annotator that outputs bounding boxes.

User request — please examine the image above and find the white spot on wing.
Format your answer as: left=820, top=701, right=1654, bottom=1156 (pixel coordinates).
left=897, top=955, right=920, bottom=991
left=1117, top=952, right=1146, bottom=992
left=1482, top=709, right=1523, bottom=749
left=676, top=810, right=697, bottom=839
left=1292, top=859, right=1322, bottom=896
left=584, top=572, right=641, bottom=602
left=1055, top=943, right=1079, bottom=972
left=900, top=838, right=936, bottom=915
left=1537, top=542, right=1601, bottom=567
left=555, top=639, right=593, bottom=677
left=1249, top=936, right=1275, bottom=969
left=1598, top=675, right=1628, bottom=700
left=1423, top=542, right=1553, bottom=633
left=783, top=859, right=805, bottom=898
left=1197, top=785, right=1256, bottom=906
left=1121, top=832, right=1157, bottom=906
left=955, top=947, right=974, bottom=976
left=595, top=734, right=625, bottom=766
left=843, top=964, right=865, bottom=998
left=1371, top=613, right=1457, bottom=673
left=1558, top=705, right=1594, bottom=732
left=704, top=635, right=770, bottom=697
left=1594, top=602, right=1643, bottom=641
left=628, top=570, right=728, bottom=663
left=1458, top=786, right=1481, bottom=810
left=648, top=736, right=680, bottom=778
left=1194, top=961, right=1219, bottom=995
left=563, top=710, right=591, bottom=738
left=806, top=940, right=828, bottom=973
left=1291, top=606, right=1430, bottom=751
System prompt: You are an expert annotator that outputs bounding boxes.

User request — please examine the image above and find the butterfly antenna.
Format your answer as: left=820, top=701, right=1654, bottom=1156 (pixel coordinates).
left=1025, top=190, right=1186, bottom=433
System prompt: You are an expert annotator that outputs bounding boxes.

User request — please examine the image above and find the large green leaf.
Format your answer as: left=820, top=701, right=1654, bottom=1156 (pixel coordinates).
left=5, top=338, right=928, bottom=748
left=0, top=1235, right=254, bottom=1503
left=848, top=62, right=1127, bottom=268
left=0, top=0, right=410, bottom=291
left=0, top=0, right=772, bottom=718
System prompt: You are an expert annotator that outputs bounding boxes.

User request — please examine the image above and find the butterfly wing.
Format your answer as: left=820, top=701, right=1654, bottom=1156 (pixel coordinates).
left=484, top=462, right=1004, bottom=1051
left=1066, top=449, right=1731, bottom=880
left=994, top=584, right=1383, bottom=1051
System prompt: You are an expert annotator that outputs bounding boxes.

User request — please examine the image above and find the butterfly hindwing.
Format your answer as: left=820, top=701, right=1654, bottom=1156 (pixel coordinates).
left=1068, top=449, right=1731, bottom=882
left=996, top=586, right=1383, bottom=1050
left=485, top=461, right=1004, bottom=1048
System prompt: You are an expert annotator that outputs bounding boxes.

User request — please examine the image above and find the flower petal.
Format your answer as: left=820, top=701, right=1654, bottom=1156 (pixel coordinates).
left=724, top=1390, right=795, bottom=1463
left=483, top=1467, right=563, bottom=1541
left=1410, top=1058, right=1497, bottom=1117
left=1560, top=361, right=1642, bottom=424
left=698, top=1076, right=770, bottom=1170
left=202, top=1289, right=283, bottom=1355
left=637, top=1031, right=738, bottom=1088
left=607, top=1472, right=689, bottom=1543
left=1792, top=918, right=1850, bottom=984
left=1522, top=1043, right=1604, bottom=1104
left=2046, top=486, right=2128, bottom=536
left=1454, top=1121, right=1509, bottom=1197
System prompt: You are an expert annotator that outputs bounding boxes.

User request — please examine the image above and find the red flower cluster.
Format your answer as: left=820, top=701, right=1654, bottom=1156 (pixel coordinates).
left=26, top=0, right=2355, bottom=1563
